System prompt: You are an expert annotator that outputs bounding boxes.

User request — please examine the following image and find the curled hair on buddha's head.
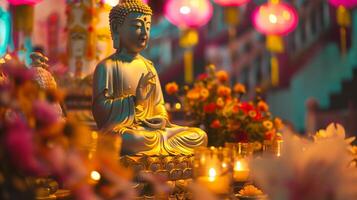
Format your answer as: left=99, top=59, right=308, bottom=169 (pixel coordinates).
left=109, top=0, right=152, bottom=49
left=109, top=0, right=152, bottom=32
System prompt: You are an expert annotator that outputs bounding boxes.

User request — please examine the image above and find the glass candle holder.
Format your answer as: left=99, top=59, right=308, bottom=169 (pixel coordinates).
left=263, top=139, right=283, bottom=157
left=194, top=147, right=233, bottom=196
left=227, top=143, right=254, bottom=183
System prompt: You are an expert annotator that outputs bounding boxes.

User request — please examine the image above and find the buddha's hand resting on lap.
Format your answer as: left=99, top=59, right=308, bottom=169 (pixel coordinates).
left=136, top=72, right=156, bottom=104
left=142, top=116, right=166, bottom=130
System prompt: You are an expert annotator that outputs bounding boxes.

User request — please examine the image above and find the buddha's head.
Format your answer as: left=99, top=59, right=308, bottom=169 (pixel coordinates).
left=109, top=0, right=152, bottom=54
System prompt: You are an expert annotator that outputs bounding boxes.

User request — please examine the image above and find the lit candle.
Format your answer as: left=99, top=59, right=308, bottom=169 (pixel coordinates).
left=196, top=167, right=231, bottom=194
left=276, top=140, right=283, bottom=157
left=233, top=160, right=250, bottom=182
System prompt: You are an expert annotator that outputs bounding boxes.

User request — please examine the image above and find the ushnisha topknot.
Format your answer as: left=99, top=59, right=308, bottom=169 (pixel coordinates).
left=109, top=0, right=152, bottom=29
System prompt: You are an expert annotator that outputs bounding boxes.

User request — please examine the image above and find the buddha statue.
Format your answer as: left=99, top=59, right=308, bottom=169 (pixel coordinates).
left=92, top=0, right=207, bottom=156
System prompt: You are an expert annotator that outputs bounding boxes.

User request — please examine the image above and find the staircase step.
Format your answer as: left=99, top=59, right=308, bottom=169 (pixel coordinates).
left=330, top=66, right=357, bottom=110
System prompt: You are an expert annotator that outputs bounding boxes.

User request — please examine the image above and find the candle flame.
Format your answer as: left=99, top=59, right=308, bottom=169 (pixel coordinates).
left=90, top=170, right=101, bottom=181
left=235, top=161, right=243, bottom=171
left=208, top=168, right=216, bottom=181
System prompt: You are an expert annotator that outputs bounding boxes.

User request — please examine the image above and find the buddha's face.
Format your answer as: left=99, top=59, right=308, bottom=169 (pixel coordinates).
left=117, top=12, right=151, bottom=54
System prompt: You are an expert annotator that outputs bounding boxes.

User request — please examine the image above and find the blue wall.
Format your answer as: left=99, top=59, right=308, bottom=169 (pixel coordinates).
left=267, top=11, right=357, bottom=131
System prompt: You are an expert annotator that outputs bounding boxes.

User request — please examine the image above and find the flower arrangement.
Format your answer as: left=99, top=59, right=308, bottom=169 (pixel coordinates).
left=0, top=60, right=136, bottom=199
left=165, top=64, right=283, bottom=147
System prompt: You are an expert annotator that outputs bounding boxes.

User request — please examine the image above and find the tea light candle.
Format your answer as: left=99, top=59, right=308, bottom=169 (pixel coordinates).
left=233, top=160, right=250, bottom=182
left=196, top=168, right=231, bottom=194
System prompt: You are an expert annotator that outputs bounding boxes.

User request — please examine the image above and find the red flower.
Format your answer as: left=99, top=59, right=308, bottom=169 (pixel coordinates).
left=210, top=119, right=221, bottom=129
left=239, top=102, right=254, bottom=114
left=253, top=110, right=262, bottom=121
left=203, top=103, right=216, bottom=113
left=264, top=129, right=276, bottom=140
left=197, top=73, right=208, bottom=81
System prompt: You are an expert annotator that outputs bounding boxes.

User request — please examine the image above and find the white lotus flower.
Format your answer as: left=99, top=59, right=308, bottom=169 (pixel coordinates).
left=251, top=132, right=357, bottom=200
left=314, top=123, right=355, bottom=144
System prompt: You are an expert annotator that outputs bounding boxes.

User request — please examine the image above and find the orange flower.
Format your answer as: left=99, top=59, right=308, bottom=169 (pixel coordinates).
left=232, top=104, right=240, bottom=113
left=187, top=89, right=200, bottom=100
left=200, top=88, right=209, bottom=100
left=248, top=110, right=257, bottom=118
left=210, top=119, right=221, bottom=129
left=274, top=117, right=283, bottom=129
left=257, top=101, right=269, bottom=112
left=165, top=82, right=178, bottom=95
left=216, top=70, right=229, bottom=82
left=263, top=120, right=273, bottom=130
left=216, top=97, right=224, bottom=108
left=217, top=85, right=231, bottom=97
left=233, top=83, right=246, bottom=94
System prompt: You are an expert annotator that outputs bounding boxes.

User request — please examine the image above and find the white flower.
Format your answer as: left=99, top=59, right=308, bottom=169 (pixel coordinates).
left=251, top=132, right=357, bottom=200
left=314, top=123, right=355, bottom=144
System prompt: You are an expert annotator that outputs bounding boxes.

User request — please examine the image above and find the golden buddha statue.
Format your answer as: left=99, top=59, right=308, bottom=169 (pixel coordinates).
left=92, top=0, right=207, bottom=156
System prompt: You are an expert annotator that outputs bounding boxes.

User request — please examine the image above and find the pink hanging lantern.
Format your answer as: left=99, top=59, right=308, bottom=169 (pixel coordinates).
left=252, top=2, right=298, bottom=36
left=164, top=0, right=213, bottom=28
left=214, top=0, right=250, bottom=7
left=329, top=0, right=357, bottom=9
left=7, top=0, right=42, bottom=6
left=252, top=1, right=298, bottom=87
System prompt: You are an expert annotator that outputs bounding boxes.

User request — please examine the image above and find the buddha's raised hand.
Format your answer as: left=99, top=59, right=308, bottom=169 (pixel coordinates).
left=136, top=72, right=156, bottom=104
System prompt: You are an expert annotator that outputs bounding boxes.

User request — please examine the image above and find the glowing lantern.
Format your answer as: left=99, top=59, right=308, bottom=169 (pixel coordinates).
left=252, top=2, right=298, bottom=36
left=214, top=0, right=251, bottom=79
left=104, top=0, right=148, bottom=7
left=214, top=0, right=250, bottom=27
left=164, top=0, right=213, bottom=29
left=329, top=0, right=357, bottom=9
left=164, top=0, right=213, bottom=83
left=7, top=0, right=42, bottom=5
left=328, top=0, right=357, bottom=56
left=214, top=0, right=250, bottom=6
left=0, top=8, right=11, bottom=57
left=104, top=0, right=119, bottom=7
left=252, top=0, right=298, bottom=86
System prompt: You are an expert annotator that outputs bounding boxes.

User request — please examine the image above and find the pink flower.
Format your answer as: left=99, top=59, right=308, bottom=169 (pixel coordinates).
left=33, top=100, right=61, bottom=127
left=4, top=116, right=46, bottom=175
left=2, top=64, right=34, bottom=85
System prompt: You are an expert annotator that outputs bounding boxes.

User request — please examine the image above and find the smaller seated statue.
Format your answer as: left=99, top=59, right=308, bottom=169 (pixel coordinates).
left=30, top=52, right=64, bottom=117
left=92, top=0, right=207, bottom=156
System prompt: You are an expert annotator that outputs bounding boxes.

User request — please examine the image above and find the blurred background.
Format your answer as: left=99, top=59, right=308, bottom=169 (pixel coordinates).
left=1, top=0, right=356, bottom=135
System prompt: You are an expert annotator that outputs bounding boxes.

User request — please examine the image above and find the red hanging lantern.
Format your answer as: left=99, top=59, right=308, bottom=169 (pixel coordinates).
left=213, top=0, right=250, bottom=7
left=252, top=0, right=298, bottom=87
left=7, top=0, right=42, bottom=6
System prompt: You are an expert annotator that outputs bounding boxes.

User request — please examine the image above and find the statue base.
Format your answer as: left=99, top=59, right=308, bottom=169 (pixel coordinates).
left=120, top=155, right=194, bottom=199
